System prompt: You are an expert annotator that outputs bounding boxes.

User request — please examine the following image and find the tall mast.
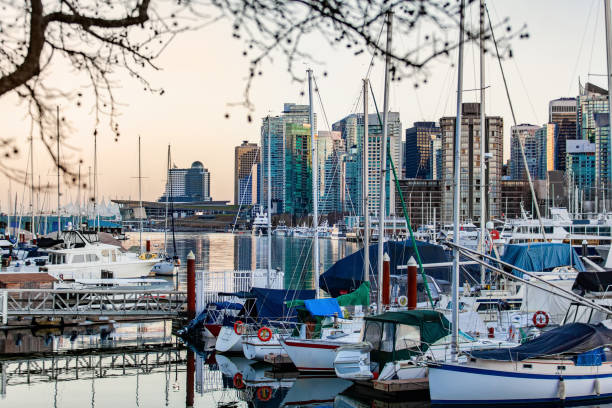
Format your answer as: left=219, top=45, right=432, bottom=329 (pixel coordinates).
left=77, top=164, right=81, bottom=227
left=451, top=0, right=466, bottom=361
left=30, top=128, right=35, bottom=241
left=94, top=130, right=98, bottom=231
left=478, top=0, right=486, bottom=286
left=604, top=0, right=612, bottom=212
left=308, top=69, right=319, bottom=299
left=7, top=181, right=11, bottom=238
left=362, top=79, right=370, bottom=284
left=164, top=145, right=170, bottom=255
left=377, top=11, right=393, bottom=313
left=56, top=106, right=61, bottom=234
left=138, top=136, right=143, bottom=253
left=267, top=115, right=272, bottom=288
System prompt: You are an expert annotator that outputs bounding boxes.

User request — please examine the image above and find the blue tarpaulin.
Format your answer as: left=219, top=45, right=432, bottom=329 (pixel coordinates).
left=304, top=298, right=343, bottom=317
left=500, top=243, right=585, bottom=277
left=320, top=240, right=452, bottom=297
left=249, top=287, right=316, bottom=321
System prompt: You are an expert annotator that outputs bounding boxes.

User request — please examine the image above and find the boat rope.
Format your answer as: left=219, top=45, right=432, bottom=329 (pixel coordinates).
left=369, top=82, right=434, bottom=308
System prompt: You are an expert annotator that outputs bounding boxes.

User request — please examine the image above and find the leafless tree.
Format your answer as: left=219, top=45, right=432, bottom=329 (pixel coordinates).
left=0, top=0, right=524, bottom=183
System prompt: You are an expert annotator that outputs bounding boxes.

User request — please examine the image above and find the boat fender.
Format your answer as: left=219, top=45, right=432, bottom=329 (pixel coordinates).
left=234, top=320, right=244, bottom=335
left=532, top=311, right=549, bottom=328
left=233, top=373, right=244, bottom=389
left=594, top=378, right=601, bottom=396
left=398, top=296, right=408, bottom=307
left=558, top=378, right=566, bottom=400
left=256, top=386, right=272, bottom=401
left=257, top=326, right=273, bottom=342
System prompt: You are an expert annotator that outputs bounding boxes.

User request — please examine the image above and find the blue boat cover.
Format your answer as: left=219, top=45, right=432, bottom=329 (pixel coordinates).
left=209, top=301, right=243, bottom=311
left=250, top=287, right=316, bottom=321
left=320, top=240, right=453, bottom=297
left=500, top=243, right=585, bottom=277
left=469, top=323, right=612, bottom=361
left=304, top=298, right=343, bottom=317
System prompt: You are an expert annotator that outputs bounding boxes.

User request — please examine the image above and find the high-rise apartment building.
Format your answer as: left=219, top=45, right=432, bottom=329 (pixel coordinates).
left=159, top=161, right=211, bottom=203
left=440, top=102, right=503, bottom=224
left=594, top=113, right=611, bottom=208
left=566, top=139, right=596, bottom=199
left=284, top=123, right=312, bottom=216
left=535, top=123, right=557, bottom=180
left=258, top=103, right=316, bottom=214
left=510, top=124, right=540, bottom=180
left=318, top=131, right=344, bottom=214
left=549, top=98, right=577, bottom=171
left=234, top=141, right=259, bottom=206
left=405, top=122, right=441, bottom=179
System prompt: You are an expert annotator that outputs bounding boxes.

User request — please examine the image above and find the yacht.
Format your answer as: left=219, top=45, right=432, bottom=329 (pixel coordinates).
left=251, top=209, right=269, bottom=235
left=37, top=229, right=159, bottom=280
left=272, top=220, right=290, bottom=237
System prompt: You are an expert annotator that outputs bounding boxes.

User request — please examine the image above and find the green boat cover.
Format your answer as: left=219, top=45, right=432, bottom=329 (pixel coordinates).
left=285, top=281, right=371, bottom=309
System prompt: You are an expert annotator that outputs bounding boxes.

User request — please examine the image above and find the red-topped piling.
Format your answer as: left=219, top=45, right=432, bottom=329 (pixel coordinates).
left=382, top=253, right=390, bottom=307
left=146, top=239, right=151, bottom=252
left=407, top=256, right=417, bottom=310
left=187, top=251, right=196, bottom=319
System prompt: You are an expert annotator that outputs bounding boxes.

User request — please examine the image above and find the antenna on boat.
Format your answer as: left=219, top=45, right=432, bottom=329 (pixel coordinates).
left=377, top=11, right=393, bottom=313
left=451, top=0, right=466, bottom=362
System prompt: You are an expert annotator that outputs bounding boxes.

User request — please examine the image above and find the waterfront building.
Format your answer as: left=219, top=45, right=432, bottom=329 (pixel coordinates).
left=159, top=161, right=211, bottom=203
left=510, top=124, right=539, bottom=181
left=593, top=113, right=611, bottom=209
left=440, top=102, right=503, bottom=224
left=318, top=131, right=345, bottom=214
left=431, top=137, right=443, bottom=180
left=284, top=123, right=312, bottom=216
left=578, top=82, right=608, bottom=144
left=500, top=180, right=535, bottom=219
left=395, top=179, right=441, bottom=228
left=566, top=139, right=597, bottom=201
left=234, top=141, right=259, bottom=206
left=549, top=98, right=577, bottom=171
left=405, top=122, right=441, bottom=179
left=535, top=123, right=557, bottom=180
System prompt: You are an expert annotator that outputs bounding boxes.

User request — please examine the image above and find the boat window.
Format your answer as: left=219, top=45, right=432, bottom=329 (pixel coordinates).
left=101, top=250, right=109, bottom=257
left=86, top=254, right=99, bottom=262
left=51, top=254, right=66, bottom=264
left=395, top=324, right=420, bottom=350
left=381, top=323, right=394, bottom=352
left=72, top=254, right=85, bottom=263
left=364, top=321, right=382, bottom=350
left=523, top=364, right=532, bottom=369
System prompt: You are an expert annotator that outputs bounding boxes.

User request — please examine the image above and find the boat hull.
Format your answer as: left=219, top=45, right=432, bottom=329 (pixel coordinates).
left=243, top=334, right=285, bottom=361
left=429, top=362, right=612, bottom=405
left=215, top=325, right=243, bottom=353
left=281, top=338, right=343, bottom=374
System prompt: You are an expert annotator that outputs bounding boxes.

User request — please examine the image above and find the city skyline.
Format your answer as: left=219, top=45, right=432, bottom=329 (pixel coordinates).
left=0, top=0, right=609, bottom=207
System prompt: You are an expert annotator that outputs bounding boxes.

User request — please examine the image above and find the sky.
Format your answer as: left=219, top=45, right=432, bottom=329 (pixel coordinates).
left=0, top=0, right=609, bottom=209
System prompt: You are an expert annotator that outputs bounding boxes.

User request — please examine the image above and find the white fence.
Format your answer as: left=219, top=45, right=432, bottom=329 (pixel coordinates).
left=195, top=269, right=284, bottom=314
left=0, top=291, right=6, bottom=324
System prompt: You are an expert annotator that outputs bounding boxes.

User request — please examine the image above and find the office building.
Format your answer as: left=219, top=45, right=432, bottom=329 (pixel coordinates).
left=566, top=139, right=596, bottom=202
left=510, top=124, right=540, bottom=180
left=440, top=102, right=503, bottom=224
left=395, top=179, right=441, bottom=228
left=318, top=131, right=345, bottom=214
left=159, top=161, right=211, bottom=203
left=284, top=123, right=312, bottom=216
left=594, top=113, right=611, bottom=209
left=535, top=123, right=557, bottom=180
left=234, top=141, right=259, bottom=206
left=549, top=98, right=577, bottom=171
left=405, top=122, right=441, bottom=179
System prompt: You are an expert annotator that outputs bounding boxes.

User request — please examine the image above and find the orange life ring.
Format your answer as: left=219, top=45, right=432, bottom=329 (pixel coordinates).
left=532, top=310, right=549, bottom=328
left=256, top=386, right=272, bottom=401
left=233, top=373, right=244, bottom=389
left=234, top=320, right=244, bottom=335
left=257, top=326, right=273, bottom=342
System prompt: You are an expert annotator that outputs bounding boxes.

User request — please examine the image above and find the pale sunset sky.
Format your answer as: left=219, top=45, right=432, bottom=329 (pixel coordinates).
left=0, top=0, right=609, bottom=208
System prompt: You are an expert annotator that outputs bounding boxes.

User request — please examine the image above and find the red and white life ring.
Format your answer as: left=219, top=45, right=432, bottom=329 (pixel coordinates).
left=532, top=310, right=549, bottom=328
left=490, top=230, right=500, bottom=240
left=256, top=386, right=272, bottom=401
left=234, top=320, right=244, bottom=335
left=258, top=326, right=273, bottom=342
left=233, top=373, right=244, bottom=389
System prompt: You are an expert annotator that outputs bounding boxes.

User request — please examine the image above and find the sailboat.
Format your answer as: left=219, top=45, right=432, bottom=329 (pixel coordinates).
left=152, top=145, right=179, bottom=276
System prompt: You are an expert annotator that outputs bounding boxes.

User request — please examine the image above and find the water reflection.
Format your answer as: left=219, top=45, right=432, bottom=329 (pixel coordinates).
left=124, top=233, right=360, bottom=291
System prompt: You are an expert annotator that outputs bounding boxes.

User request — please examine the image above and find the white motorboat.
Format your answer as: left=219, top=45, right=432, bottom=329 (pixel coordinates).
left=151, top=258, right=178, bottom=276
left=272, top=221, right=290, bottom=237
left=428, top=322, right=612, bottom=405
left=251, top=209, right=269, bottom=235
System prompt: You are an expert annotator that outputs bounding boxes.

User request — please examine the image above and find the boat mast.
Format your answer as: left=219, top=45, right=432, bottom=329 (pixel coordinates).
left=267, top=115, right=272, bottom=288
left=56, top=106, right=61, bottom=234
left=308, top=69, right=320, bottom=298
left=94, top=129, right=98, bottom=231
left=362, top=79, right=370, bottom=284
left=138, top=136, right=143, bottom=253
left=478, top=0, right=486, bottom=286
left=77, top=164, right=81, bottom=227
left=451, top=0, right=466, bottom=362
left=377, top=11, right=392, bottom=313
left=30, top=127, right=35, bottom=241
left=164, top=145, right=169, bottom=255
left=7, top=181, right=11, bottom=238
left=604, top=0, right=612, bottom=213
